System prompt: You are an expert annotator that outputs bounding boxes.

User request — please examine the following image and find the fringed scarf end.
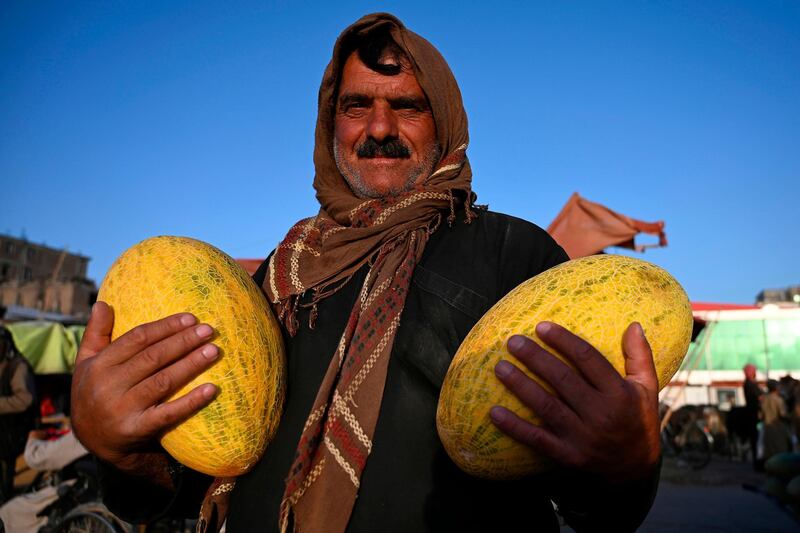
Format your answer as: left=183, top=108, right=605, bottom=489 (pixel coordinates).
left=197, top=478, right=236, bottom=533
left=309, top=301, right=319, bottom=330
left=279, top=500, right=292, bottom=533
left=447, top=189, right=457, bottom=226
left=276, top=296, right=300, bottom=337
left=465, top=189, right=487, bottom=224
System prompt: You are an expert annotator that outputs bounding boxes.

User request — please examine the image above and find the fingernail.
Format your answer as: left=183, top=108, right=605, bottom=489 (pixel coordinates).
left=633, top=322, right=644, bottom=337
left=180, top=314, right=197, bottom=327
left=495, top=360, right=514, bottom=378
left=536, top=321, right=552, bottom=335
left=490, top=406, right=507, bottom=423
left=201, top=344, right=218, bottom=360
left=195, top=324, right=213, bottom=338
left=91, top=303, right=97, bottom=316
left=507, top=335, right=526, bottom=352
left=202, top=384, right=216, bottom=399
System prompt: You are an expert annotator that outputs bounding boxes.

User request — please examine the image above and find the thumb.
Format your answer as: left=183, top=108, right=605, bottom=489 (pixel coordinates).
left=76, top=301, right=114, bottom=364
left=623, top=322, right=658, bottom=392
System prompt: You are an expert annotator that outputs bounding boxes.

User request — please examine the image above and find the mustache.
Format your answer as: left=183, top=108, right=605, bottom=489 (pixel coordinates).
left=356, top=138, right=411, bottom=158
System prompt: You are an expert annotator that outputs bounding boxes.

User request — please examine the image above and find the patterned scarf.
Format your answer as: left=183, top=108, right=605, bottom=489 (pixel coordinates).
left=198, top=13, right=476, bottom=533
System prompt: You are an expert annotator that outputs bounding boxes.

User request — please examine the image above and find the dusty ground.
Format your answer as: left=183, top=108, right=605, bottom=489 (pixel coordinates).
left=642, top=456, right=799, bottom=532
left=563, top=456, right=799, bottom=532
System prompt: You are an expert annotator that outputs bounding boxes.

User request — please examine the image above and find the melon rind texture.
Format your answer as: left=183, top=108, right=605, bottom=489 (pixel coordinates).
left=436, top=254, right=692, bottom=480
left=98, top=236, right=285, bottom=477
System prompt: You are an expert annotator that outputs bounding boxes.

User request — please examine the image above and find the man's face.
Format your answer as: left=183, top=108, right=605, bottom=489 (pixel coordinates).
left=334, top=51, right=439, bottom=199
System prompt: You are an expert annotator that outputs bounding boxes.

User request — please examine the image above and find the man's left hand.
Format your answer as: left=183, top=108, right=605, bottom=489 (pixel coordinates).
left=490, top=321, right=661, bottom=483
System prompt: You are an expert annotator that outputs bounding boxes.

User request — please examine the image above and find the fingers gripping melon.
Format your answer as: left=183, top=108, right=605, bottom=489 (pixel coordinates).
left=98, top=236, right=285, bottom=477
left=436, top=255, right=693, bottom=480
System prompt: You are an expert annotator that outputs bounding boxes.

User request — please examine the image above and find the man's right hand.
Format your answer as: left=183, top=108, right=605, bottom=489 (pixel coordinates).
left=71, top=302, right=220, bottom=474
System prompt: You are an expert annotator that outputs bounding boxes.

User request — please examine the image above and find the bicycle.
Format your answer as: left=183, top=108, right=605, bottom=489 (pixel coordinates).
left=660, top=405, right=714, bottom=470
left=46, top=502, right=128, bottom=532
left=36, top=459, right=130, bottom=533
left=0, top=455, right=131, bottom=533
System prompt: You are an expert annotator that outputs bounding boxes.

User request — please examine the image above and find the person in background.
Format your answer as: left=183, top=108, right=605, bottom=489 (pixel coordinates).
left=778, top=375, right=800, bottom=449
left=0, top=327, right=38, bottom=504
left=742, top=363, right=763, bottom=469
left=791, top=377, right=800, bottom=449
left=760, top=379, right=792, bottom=462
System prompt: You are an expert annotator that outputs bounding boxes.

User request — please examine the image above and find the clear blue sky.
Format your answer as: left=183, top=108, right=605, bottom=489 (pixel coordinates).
left=2, top=1, right=798, bottom=304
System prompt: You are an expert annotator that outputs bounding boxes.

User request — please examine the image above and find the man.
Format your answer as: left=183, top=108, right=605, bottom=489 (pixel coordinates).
left=760, top=379, right=791, bottom=462
left=71, top=13, right=661, bottom=531
left=0, top=327, right=38, bottom=504
left=743, top=363, right=763, bottom=469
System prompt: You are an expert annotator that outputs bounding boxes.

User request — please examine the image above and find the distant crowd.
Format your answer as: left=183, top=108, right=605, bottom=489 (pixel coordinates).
left=744, top=364, right=800, bottom=468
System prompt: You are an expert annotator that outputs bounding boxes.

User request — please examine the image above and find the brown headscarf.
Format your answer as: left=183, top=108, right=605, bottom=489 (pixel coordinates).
left=265, top=12, right=475, bottom=325
left=199, top=13, right=477, bottom=533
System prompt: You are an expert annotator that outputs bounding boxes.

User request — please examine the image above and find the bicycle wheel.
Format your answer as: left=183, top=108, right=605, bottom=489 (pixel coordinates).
left=52, top=503, right=122, bottom=533
left=679, top=424, right=712, bottom=470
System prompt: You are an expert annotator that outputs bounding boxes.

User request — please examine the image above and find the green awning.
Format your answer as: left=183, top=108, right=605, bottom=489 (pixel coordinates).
left=685, top=317, right=800, bottom=372
left=6, top=321, right=85, bottom=374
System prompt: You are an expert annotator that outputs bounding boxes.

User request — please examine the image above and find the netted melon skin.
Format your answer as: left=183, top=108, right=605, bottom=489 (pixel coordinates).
left=436, top=255, right=692, bottom=480
left=98, top=236, right=285, bottom=477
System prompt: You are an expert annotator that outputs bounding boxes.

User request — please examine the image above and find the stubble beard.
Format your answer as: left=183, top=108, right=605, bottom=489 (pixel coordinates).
left=333, top=138, right=442, bottom=199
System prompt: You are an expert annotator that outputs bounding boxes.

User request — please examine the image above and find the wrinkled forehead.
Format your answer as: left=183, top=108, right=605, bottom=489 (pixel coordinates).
left=336, top=50, right=427, bottom=105
left=333, top=36, right=426, bottom=98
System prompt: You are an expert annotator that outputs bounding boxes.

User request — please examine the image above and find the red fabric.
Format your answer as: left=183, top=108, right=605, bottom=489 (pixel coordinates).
left=546, top=192, right=667, bottom=259
left=235, top=259, right=263, bottom=276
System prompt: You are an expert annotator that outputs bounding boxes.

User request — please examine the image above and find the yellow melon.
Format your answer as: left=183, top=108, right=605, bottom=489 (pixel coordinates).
left=436, top=254, right=692, bottom=479
left=98, top=236, right=285, bottom=477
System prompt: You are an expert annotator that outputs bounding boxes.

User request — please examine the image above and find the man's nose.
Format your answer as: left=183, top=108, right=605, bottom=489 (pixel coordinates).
left=366, top=103, right=398, bottom=142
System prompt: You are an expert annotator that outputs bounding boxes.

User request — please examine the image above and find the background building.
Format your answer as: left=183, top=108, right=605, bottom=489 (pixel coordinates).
left=0, top=234, right=96, bottom=322
left=661, top=303, right=800, bottom=410
left=756, top=284, right=800, bottom=306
